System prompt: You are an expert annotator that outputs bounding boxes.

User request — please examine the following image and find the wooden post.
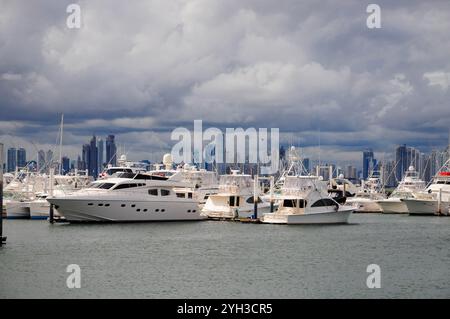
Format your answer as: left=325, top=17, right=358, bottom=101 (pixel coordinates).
left=253, top=175, right=258, bottom=219
left=1, top=143, right=6, bottom=246
left=270, top=176, right=274, bottom=213
left=49, top=166, right=54, bottom=224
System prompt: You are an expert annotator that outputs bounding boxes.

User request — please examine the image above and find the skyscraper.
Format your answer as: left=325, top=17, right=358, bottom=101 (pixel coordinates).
left=89, top=135, right=98, bottom=178
left=106, top=135, right=117, bottom=166
left=82, top=144, right=90, bottom=171
left=17, top=148, right=26, bottom=169
left=98, top=138, right=104, bottom=173
left=62, top=156, right=70, bottom=174
left=38, top=150, right=46, bottom=172
left=46, top=150, right=54, bottom=165
left=7, top=148, right=16, bottom=172
left=362, top=149, right=375, bottom=179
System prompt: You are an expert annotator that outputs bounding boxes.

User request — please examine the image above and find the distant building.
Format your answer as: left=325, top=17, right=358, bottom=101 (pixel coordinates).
left=302, top=158, right=310, bottom=174
left=363, top=149, right=376, bottom=180
left=38, top=150, right=46, bottom=172
left=395, top=144, right=420, bottom=182
left=7, top=147, right=17, bottom=172
left=17, top=148, right=26, bottom=169
left=98, top=138, right=104, bottom=173
left=46, top=150, right=54, bottom=166
left=62, top=156, right=70, bottom=174
left=106, top=135, right=117, bottom=166
left=82, top=144, right=90, bottom=171
left=89, top=135, right=98, bottom=178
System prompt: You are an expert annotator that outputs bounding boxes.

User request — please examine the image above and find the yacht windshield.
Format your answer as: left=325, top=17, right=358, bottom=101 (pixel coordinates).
left=89, top=182, right=115, bottom=189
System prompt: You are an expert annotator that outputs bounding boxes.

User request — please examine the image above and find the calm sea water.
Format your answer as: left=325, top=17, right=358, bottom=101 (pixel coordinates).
left=0, top=214, right=449, bottom=298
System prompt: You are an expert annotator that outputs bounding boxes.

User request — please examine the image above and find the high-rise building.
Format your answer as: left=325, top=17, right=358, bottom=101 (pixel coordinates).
left=46, top=150, right=54, bottom=166
left=7, top=147, right=16, bottom=172
left=38, top=150, right=46, bottom=172
left=98, top=138, right=104, bottom=173
left=363, top=149, right=376, bottom=179
left=89, top=135, right=98, bottom=178
left=17, top=148, right=26, bottom=169
left=106, top=135, right=117, bottom=166
left=395, top=144, right=421, bottom=182
left=82, top=144, right=90, bottom=171
left=302, top=158, right=310, bottom=174
left=62, top=156, right=70, bottom=174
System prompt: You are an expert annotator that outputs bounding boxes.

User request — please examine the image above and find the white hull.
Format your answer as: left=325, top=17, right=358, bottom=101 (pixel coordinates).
left=203, top=204, right=272, bottom=219
left=47, top=198, right=205, bottom=222
left=29, top=200, right=57, bottom=220
left=402, top=198, right=449, bottom=216
left=346, top=198, right=382, bottom=213
left=261, top=208, right=353, bottom=225
left=377, top=199, right=408, bottom=214
left=5, top=201, right=30, bottom=219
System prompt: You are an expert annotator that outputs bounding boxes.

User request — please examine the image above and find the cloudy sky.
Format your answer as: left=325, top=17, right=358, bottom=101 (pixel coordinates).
left=1, top=0, right=450, bottom=167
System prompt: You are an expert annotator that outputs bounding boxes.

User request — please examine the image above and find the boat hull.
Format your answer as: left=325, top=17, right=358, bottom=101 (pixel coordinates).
left=402, top=198, right=449, bottom=216
left=346, top=198, right=382, bottom=213
left=261, top=208, right=353, bottom=225
left=5, top=201, right=30, bottom=219
left=377, top=199, right=408, bottom=214
left=47, top=198, right=205, bottom=222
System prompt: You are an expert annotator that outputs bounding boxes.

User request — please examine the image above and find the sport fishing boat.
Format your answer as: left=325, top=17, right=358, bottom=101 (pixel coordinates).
left=201, top=170, right=270, bottom=219
left=46, top=172, right=206, bottom=222
left=376, top=166, right=426, bottom=214
left=261, top=175, right=353, bottom=224
left=345, top=173, right=385, bottom=213
left=402, top=159, right=450, bottom=216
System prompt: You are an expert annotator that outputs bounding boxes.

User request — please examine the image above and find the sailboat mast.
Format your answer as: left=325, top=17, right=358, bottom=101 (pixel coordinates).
left=58, top=114, right=64, bottom=175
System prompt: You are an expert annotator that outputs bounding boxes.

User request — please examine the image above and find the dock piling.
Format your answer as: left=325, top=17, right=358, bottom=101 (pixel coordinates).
left=1, top=143, right=6, bottom=246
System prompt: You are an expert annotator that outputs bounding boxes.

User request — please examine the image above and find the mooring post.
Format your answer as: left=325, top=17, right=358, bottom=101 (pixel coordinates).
left=49, top=165, right=54, bottom=224
left=253, top=175, right=258, bottom=219
left=1, top=143, right=6, bottom=246
left=270, top=176, right=274, bottom=213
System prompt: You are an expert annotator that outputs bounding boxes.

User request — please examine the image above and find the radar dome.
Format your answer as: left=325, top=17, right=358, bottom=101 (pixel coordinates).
left=163, top=153, right=173, bottom=165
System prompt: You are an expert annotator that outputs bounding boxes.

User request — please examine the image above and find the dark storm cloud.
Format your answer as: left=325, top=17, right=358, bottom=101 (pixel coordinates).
left=1, top=0, right=450, bottom=163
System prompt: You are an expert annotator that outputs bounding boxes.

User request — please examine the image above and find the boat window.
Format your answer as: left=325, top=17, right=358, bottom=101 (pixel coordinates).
left=299, top=200, right=307, bottom=208
left=114, top=183, right=138, bottom=190
left=283, top=199, right=297, bottom=208
left=311, top=198, right=337, bottom=207
left=246, top=197, right=262, bottom=204
left=187, top=192, right=193, bottom=199
left=97, top=183, right=115, bottom=189
left=436, top=181, right=445, bottom=184
left=204, top=195, right=210, bottom=200
left=148, top=189, right=158, bottom=196
left=176, top=193, right=185, bottom=198
left=160, top=189, right=171, bottom=196
left=236, top=196, right=240, bottom=206
left=229, top=196, right=235, bottom=206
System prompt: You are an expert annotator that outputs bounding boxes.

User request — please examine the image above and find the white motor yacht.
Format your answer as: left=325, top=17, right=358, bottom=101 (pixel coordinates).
left=46, top=172, right=205, bottom=222
left=261, top=175, right=353, bottom=224
left=345, top=174, right=385, bottom=213
left=201, top=170, right=270, bottom=219
left=376, top=166, right=426, bottom=214
left=402, top=160, right=450, bottom=216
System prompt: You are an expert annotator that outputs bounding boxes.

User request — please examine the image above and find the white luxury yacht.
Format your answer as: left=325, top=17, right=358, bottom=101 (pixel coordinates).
left=402, top=159, right=450, bottom=216
left=376, top=166, right=426, bottom=214
left=201, top=170, right=271, bottom=219
left=345, top=172, right=386, bottom=213
left=261, top=175, right=353, bottom=224
left=46, top=172, right=206, bottom=222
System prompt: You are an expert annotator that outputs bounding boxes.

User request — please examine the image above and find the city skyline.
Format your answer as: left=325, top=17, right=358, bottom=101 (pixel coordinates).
left=1, top=1, right=450, bottom=165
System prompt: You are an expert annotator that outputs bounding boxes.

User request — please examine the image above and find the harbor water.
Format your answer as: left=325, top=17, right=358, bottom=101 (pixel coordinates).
left=0, top=214, right=449, bottom=298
